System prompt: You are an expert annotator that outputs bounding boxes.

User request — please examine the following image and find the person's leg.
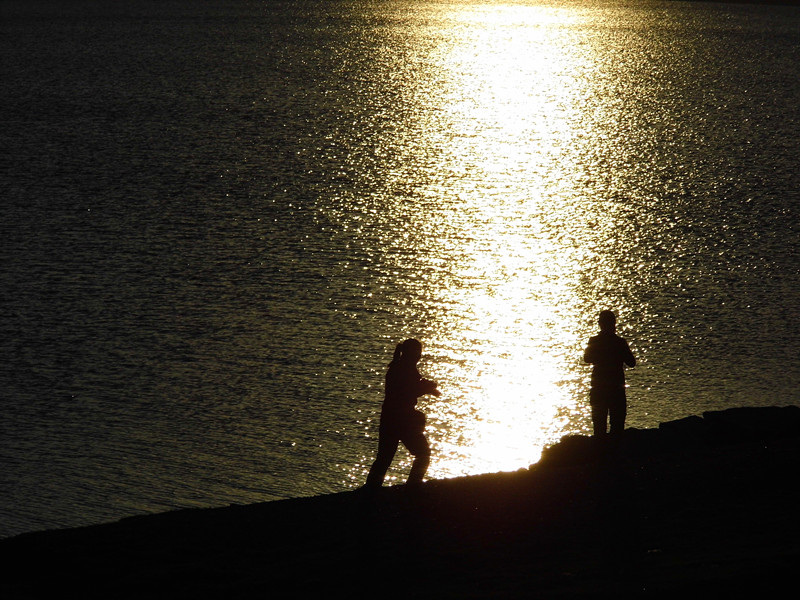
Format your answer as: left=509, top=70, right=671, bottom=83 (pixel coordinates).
left=608, top=397, right=627, bottom=437
left=364, top=428, right=399, bottom=489
left=591, top=403, right=608, bottom=436
left=403, top=433, right=431, bottom=486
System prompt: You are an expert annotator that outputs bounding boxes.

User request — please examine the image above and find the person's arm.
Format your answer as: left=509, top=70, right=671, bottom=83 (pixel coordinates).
left=418, top=378, right=441, bottom=397
left=623, top=339, right=636, bottom=368
left=584, top=337, right=597, bottom=364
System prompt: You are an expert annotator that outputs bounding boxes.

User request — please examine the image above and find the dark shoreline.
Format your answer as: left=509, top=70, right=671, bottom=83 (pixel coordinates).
left=680, top=0, right=800, bottom=5
left=3, top=406, right=800, bottom=598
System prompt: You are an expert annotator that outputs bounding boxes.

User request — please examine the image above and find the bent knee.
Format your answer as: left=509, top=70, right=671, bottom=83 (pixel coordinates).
left=406, top=437, right=430, bottom=458
left=416, top=447, right=431, bottom=459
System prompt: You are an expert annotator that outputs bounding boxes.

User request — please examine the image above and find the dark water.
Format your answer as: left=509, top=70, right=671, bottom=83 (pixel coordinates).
left=2, top=0, right=799, bottom=538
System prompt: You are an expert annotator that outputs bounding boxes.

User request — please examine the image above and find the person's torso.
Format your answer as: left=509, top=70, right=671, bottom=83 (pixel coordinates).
left=383, top=362, right=422, bottom=414
left=588, top=333, right=629, bottom=387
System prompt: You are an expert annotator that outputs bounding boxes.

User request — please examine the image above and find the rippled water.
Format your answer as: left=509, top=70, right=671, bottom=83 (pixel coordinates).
left=2, top=0, right=799, bottom=538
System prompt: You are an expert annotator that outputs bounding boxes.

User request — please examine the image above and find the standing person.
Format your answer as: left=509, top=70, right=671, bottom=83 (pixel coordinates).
left=584, top=310, right=636, bottom=437
left=364, top=339, right=440, bottom=490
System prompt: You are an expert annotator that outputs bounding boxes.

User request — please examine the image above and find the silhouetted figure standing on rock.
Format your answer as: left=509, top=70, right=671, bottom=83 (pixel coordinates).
left=584, top=310, right=636, bottom=437
left=364, top=339, right=440, bottom=490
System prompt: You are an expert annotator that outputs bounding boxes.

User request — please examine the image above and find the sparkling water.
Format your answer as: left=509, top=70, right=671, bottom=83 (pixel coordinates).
left=2, top=0, right=798, bottom=538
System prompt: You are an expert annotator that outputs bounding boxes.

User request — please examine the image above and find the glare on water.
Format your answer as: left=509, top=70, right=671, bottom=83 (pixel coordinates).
left=4, top=0, right=798, bottom=536
left=345, top=4, right=626, bottom=482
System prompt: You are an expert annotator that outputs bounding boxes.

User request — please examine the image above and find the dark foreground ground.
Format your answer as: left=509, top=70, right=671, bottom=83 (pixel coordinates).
left=3, top=406, right=800, bottom=599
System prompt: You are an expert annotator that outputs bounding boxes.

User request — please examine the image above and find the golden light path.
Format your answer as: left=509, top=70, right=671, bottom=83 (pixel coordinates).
left=349, top=2, right=635, bottom=485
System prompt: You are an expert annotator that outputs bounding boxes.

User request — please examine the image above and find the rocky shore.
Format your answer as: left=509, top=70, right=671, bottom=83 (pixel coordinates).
left=3, top=406, right=800, bottom=598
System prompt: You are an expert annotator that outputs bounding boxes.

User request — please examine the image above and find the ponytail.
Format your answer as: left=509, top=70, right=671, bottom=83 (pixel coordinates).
left=388, top=343, right=404, bottom=367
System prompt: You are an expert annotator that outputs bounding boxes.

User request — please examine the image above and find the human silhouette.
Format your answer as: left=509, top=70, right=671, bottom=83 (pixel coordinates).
left=583, top=310, right=636, bottom=437
left=364, top=339, right=440, bottom=490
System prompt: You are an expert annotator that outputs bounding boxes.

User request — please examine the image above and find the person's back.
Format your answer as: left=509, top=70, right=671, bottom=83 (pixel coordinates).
left=584, top=330, right=635, bottom=391
left=383, top=359, right=422, bottom=417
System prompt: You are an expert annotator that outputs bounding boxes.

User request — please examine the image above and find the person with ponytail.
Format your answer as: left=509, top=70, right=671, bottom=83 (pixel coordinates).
left=364, top=338, right=440, bottom=490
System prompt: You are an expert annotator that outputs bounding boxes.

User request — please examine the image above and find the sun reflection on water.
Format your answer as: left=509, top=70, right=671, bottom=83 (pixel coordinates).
left=354, top=4, right=607, bottom=481
left=338, top=2, right=658, bottom=486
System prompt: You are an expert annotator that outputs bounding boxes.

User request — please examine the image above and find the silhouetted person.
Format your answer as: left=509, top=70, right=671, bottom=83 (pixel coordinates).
left=364, top=339, right=440, bottom=490
left=584, top=310, right=636, bottom=437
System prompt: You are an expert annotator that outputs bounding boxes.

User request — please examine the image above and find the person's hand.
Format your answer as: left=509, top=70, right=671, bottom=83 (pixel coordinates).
left=421, top=379, right=440, bottom=396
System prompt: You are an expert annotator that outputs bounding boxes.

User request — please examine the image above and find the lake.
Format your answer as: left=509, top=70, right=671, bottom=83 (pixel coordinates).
left=1, top=0, right=798, bottom=538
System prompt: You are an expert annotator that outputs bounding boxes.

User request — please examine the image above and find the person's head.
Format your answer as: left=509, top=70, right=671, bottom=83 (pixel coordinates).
left=391, top=338, right=422, bottom=365
left=400, top=338, right=422, bottom=363
left=598, top=310, right=616, bottom=333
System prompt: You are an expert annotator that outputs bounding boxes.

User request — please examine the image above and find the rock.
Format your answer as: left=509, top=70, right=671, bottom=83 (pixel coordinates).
left=702, top=405, right=800, bottom=442
left=2, top=405, right=800, bottom=599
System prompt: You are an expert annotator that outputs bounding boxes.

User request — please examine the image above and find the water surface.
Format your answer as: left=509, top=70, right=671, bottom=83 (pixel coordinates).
left=1, top=0, right=799, bottom=538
